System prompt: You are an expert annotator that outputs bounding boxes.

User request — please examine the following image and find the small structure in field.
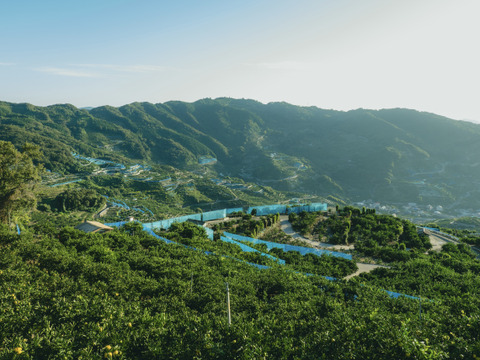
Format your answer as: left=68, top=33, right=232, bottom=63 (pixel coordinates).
left=75, top=221, right=113, bottom=234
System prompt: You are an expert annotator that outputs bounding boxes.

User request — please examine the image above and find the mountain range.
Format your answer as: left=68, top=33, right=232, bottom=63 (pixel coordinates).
left=1, top=98, right=480, bottom=217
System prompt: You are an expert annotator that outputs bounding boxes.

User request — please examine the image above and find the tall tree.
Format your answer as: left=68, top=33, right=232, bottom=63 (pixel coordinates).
left=0, top=141, right=42, bottom=225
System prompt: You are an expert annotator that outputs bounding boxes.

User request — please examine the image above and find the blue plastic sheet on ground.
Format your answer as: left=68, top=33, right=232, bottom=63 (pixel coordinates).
left=223, top=232, right=352, bottom=260
left=104, top=220, right=421, bottom=301
left=220, top=236, right=285, bottom=264
left=324, top=275, right=337, bottom=281
left=143, top=228, right=177, bottom=244
left=247, top=262, right=271, bottom=270
left=142, top=207, right=155, bottom=216
left=383, top=290, right=421, bottom=300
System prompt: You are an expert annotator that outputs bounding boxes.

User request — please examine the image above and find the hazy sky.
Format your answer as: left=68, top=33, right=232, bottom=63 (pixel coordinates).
left=1, top=0, right=478, bottom=121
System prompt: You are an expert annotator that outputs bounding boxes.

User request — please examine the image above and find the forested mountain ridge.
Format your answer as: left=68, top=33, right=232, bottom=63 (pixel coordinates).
left=2, top=98, right=480, bottom=216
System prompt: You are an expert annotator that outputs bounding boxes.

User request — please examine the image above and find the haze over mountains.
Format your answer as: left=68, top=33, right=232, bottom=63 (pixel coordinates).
left=2, top=98, right=480, bottom=218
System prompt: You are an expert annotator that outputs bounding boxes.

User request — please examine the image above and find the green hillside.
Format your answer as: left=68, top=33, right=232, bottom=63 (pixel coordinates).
left=1, top=212, right=480, bottom=358
left=1, top=138, right=480, bottom=358
left=2, top=98, right=480, bottom=218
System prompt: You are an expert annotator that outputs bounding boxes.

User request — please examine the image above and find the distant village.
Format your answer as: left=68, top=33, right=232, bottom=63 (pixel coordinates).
left=354, top=199, right=480, bottom=223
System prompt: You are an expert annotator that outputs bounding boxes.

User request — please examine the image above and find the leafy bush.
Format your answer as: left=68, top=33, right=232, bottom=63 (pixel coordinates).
left=1, top=223, right=479, bottom=359
left=53, top=189, right=105, bottom=211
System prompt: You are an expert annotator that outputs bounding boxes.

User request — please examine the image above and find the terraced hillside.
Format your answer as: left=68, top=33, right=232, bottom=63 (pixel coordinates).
left=2, top=98, right=480, bottom=216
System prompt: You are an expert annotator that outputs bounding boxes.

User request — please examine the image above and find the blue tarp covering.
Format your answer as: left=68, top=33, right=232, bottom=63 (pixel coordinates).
left=248, top=204, right=286, bottom=216
left=286, top=205, right=308, bottom=214
left=309, top=203, right=328, bottom=211
left=202, top=209, right=227, bottom=221
left=421, top=226, right=440, bottom=232
left=143, top=228, right=177, bottom=244
left=226, top=207, right=244, bottom=215
left=204, top=227, right=214, bottom=240
left=143, top=219, right=171, bottom=230
left=102, top=220, right=421, bottom=301
left=111, top=198, right=130, bottom=210
left=287, top=203, right=328, bottom=214
left=246, top=203, right=327, bottom=216
left=220, top=236, right=285, bottom=264
left=108, top=202, right=328, bottom=231
left=143, top=213, right=202, bottom=230
left=383, top=290, right=421, bottom=300
left=104, top=221, right=128, bottom=227
left=174, top=214, right=203, bottom=224
left=143, top=207, right=155, bottom=216
left=223, top=232, right=352, bottom=260
left=324, top=275, right=338, bottom=281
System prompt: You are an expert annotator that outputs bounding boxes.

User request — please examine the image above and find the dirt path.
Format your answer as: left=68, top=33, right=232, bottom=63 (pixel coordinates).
left=279, top=215, right=385, bottom=279
left=279, top=215, right=321, bottom=248
left=96, top=204, right=109, bottom=218
left=344, top=263, right=389, bottom=280
left=428, top=233, right=448, bottom=251
left=280, top=215, right=355, bottom=251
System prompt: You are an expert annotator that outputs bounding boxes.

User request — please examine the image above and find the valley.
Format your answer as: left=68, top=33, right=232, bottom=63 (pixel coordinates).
left=2, top=100, right=480, bottom=359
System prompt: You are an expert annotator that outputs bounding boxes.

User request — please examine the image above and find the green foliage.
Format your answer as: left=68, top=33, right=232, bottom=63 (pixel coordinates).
left=441, top=242, right=476, bottom=258
left=213, top=213, right=280, bottom=238
left=460, top=235, right=480, bottom=246
left=289, top=211, right=323, bottom=236
left=4, top=99, right=480, bottom=214
left=1, top=223, right=480, bottom=359
left=120, top=221, right=144, bottom=236
left=269, top=248, right=358, bottom=278
left=53, top=189, right=105, bottom=212
left=0, top=141, right=42, bottom=225
left=288, top=207, right=433, bottom=263
left=4, top=97, right=480, bottom=357
left=166, top=221, right=207, bottom=241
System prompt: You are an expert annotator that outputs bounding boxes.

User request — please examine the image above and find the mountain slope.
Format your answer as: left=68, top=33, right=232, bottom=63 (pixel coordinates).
left=2, top=98, right=480, bottom=214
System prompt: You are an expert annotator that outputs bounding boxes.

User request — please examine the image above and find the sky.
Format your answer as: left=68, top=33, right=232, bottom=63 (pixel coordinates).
left=1, top=0, right=479, bottom=122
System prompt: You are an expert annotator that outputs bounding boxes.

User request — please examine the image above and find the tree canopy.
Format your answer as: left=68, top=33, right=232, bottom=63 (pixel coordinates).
left=0, top=141, right=42, bottom=225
